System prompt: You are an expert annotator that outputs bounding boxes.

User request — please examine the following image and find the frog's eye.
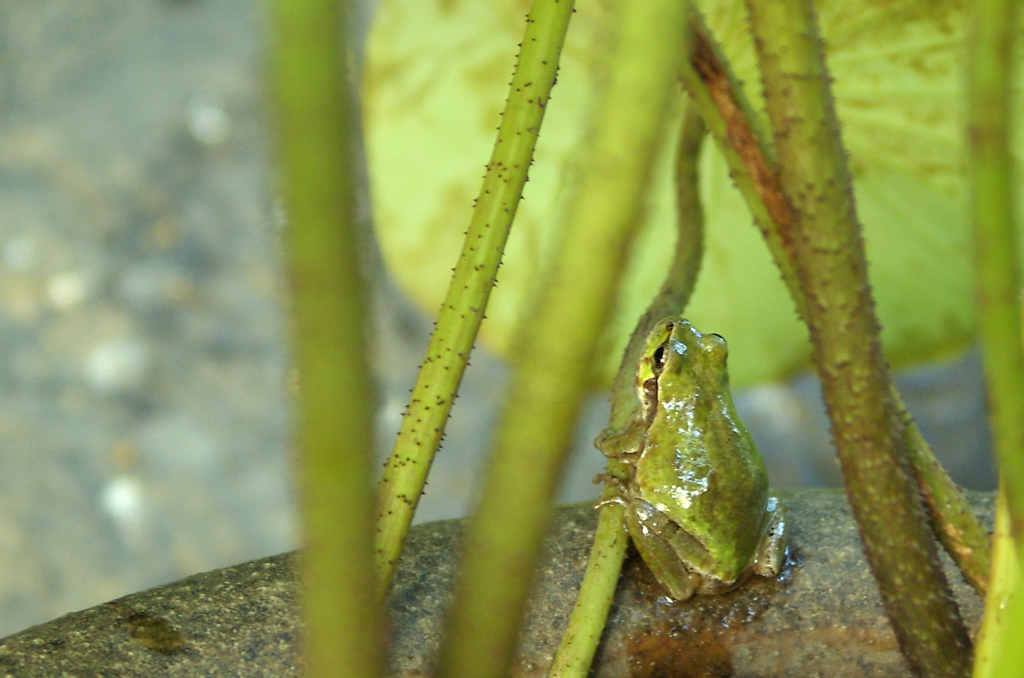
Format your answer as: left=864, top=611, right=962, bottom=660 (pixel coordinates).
left=651, top=344, right=667, bottom=373
left=703, top=333, right=728, bottom=362
left=651, top=342, right=675, bottom=374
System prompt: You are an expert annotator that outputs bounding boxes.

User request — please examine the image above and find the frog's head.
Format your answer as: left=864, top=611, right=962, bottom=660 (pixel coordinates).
left=635, top=317, right=730, bottom=418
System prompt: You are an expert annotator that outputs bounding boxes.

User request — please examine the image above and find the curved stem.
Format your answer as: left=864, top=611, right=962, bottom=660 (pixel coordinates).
left=681, top=1, right=989, bottom=596
left=549, top=107, right=705, bottom=678
left=744, top=0, right=973, bottom=674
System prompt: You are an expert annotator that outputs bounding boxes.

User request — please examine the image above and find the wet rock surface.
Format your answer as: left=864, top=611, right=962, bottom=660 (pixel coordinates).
left=0, top=490, right=990, bottom=677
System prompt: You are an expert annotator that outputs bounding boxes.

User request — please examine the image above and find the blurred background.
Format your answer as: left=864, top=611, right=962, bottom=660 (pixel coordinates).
left=0, top=0, right=994, bottom=638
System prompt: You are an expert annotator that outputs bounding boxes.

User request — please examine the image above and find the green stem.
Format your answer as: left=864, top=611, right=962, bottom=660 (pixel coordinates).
left=270, top=0, right=380, bottom=675
left=973, top=486, right=1021, bottom=678
left=682, top=2, right=989, bottom=595
left=967, top=0, right=1024, bottom=543
left=548, top=106, right=705, bottom=678
left=899, top=397, right=989, bottom=593
left=547, top=487, right=629, bottom=678
left=606, top=107, right=707, bottom=430
left=679, top=7, right=798, bottom=314
left=966, top=0, right=1024, bottom=673
left=374, top=0, right=575, bottom=596
left=744, top=1, right=973, bottom=676
left=436, top=1, right=688, bottom=676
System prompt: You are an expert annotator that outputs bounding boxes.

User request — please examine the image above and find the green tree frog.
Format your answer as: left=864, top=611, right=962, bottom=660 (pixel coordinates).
left=597, top=317, right=786, bottom=600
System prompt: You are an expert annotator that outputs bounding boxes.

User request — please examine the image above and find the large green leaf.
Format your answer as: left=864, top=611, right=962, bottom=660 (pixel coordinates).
left=362, top=0, right=1022, bottom=388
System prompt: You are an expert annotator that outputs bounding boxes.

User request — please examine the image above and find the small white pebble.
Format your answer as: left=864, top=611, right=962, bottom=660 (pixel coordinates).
left=100, top=475, right=147, bottom=544
left=3, top=237, right=34, bottom=271
left=101, top=475, right=144, bottom=523
left=188, top=100, right=230, bottom=146
left=46, top=271, right=88, bottom=309
left=85, top=338, right=150, bottom=393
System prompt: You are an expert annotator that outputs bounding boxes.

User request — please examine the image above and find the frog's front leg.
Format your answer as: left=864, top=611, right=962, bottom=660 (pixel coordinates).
left=625, top=499, right=703, bottom=601
left=593, top=473, right=630, bottom=511
left=594, top=411, right=646, bottom=463
left=752, top=496, right=787, bottom=577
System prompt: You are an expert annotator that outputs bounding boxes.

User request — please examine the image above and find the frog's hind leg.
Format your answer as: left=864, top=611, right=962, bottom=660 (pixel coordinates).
left=752, top=496, right=787, bottom=578
left=624, top=504, right=702, bottom=601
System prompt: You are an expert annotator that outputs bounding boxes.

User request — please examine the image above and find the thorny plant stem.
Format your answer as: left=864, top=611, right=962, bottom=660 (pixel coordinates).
left=374, top=0, right=575, bottom=596
left=435, top=1, right=688, bottom=676
left=745, top=0, right=973, bottom=675
left=680, top=2, right=989, bottom=595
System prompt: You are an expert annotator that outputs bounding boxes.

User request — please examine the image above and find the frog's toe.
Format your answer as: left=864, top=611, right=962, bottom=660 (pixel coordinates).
left=663, top=571, right=703, bottom=601
left=594, top=494, right=627, bottom=510
left=753, top=544, right=784, bottom=578
left=593, top=473, right=625, bottom=488
left=593, top=476, right=629, bottom=510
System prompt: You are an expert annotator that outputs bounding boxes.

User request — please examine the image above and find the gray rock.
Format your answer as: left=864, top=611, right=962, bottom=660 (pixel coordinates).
left=0, top=489, right=990, bottom=677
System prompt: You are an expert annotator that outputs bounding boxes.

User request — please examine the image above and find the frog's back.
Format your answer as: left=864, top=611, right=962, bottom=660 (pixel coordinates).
left=635, top=399, right=769, bottom=582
